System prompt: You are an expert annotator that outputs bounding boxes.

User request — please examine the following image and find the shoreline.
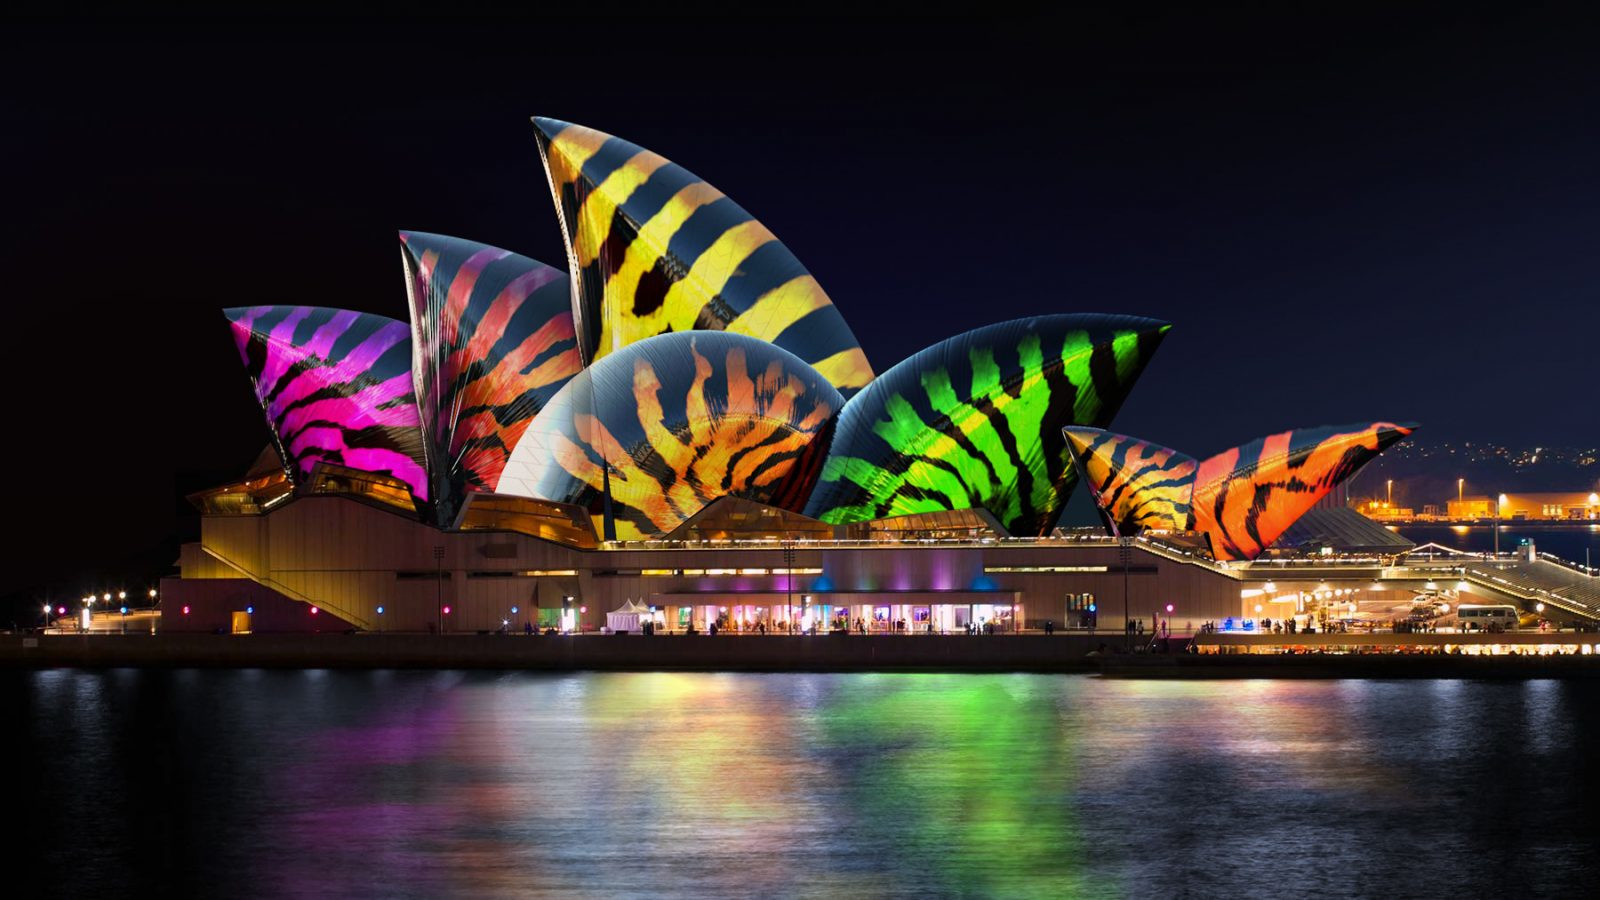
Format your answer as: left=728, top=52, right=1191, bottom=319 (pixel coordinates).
left=6, top=633, right=1600, bottom=678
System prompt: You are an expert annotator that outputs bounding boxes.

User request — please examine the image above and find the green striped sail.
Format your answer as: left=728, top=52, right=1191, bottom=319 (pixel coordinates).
left=801, top=315, right=1170, bottom=535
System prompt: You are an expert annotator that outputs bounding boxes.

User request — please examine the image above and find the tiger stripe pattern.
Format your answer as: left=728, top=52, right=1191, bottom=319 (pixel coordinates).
left=497, top=331, right=843, bottom=540
left=1062, top=427, right=1197, bottom=535
left=1191, top=422, right=1416, bottom=560
left=225, top=306, right=429, bottom=500
left=802, top=315, right=1171, bottom=536
left=531, top=117, right=874, bottom=397
left=399, top=231, right=583, bottom=525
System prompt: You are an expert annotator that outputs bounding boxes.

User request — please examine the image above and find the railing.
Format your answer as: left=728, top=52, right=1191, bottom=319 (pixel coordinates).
left=603, top=532, right=1130, bottom=551
left=200, top=545, right=372, bottom=630
left=1456, top=561, right=1596, bottom=621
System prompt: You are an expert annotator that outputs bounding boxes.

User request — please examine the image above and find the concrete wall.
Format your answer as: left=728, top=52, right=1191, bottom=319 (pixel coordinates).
left=179, top=496, right=1251, bottom=633
left=159, top=578, right=358, bottom=634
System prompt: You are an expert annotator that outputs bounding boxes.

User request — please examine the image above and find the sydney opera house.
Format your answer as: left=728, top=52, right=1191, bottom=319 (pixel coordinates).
left=164, top=117, right=1415, bottom=636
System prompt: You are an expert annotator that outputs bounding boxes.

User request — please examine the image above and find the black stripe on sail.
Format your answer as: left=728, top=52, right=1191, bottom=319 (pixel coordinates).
left=1086, top=342, right=1124, bottom=427
left=663, top=196, right=745, bottom=268
left=574, top=136, right=639, bottom=193
left=767, top=304, right=861, bottom=366
left=709, top=240, right=806, bottom=318
left=616, top=162, right=702, bottom=229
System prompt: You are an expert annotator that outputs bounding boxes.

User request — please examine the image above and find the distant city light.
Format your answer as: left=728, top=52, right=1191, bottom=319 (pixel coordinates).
left=310, top=606, right=319, bottom=615
left=376, top=606, right=384, bottom=614
left=246, top=606, right=254, bottom=614
left=442, top=605, right=451, bottom=615
left=182, top=606, right=190, bottom=615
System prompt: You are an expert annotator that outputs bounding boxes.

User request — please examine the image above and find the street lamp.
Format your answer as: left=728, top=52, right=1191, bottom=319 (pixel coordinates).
left=1119, top=536, right=1133, bottom=650
left=1495, top=494, right=1508, bottom=555
left=433, top=545, right=445, bottom=634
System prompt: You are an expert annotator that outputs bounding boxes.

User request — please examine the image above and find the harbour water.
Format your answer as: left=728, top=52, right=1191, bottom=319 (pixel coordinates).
left=9, top=671, right=1599, bottom=898
left=1396, top=523, right=1600, bottom=565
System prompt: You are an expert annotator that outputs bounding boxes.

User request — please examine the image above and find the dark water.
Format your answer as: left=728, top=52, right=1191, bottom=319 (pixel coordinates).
left=1398, top=524, right=1600, bottom=565
left=8, top=671, right=1600, bottom=899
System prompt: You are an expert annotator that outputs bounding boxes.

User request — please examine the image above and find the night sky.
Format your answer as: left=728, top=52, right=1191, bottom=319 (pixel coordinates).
left=4, top=9, right=1598, bottom=606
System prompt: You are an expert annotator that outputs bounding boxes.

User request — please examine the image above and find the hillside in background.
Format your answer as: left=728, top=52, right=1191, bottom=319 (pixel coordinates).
left=1350, top=439, right=1599, bottom=511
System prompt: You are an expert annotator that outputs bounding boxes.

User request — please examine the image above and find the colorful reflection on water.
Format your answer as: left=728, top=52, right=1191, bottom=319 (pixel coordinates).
left=9, top=671, right=1600, bottom=897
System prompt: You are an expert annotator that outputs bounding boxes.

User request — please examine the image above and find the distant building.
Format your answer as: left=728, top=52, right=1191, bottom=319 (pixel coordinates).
left=1360, top=501, right=1415, bottom=522
left=1495, top=492, right=1600, bottom=521
left=1448, top=496, right=1496, bottom=519
left=1449, top=493, right=1599, bottom=520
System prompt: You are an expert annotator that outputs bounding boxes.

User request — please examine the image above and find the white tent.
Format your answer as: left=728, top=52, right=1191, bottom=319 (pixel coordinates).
left=606, top=599, right=652, bottom=633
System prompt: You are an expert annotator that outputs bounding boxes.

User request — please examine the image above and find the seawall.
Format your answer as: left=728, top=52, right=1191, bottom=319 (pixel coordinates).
left=0, top=633, right=1118, bottom=672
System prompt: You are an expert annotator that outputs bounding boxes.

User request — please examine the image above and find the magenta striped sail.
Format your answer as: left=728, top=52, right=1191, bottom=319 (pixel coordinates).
left=225, top=306, right=429, bottom=500
left=398, top=231, right=581, bottom=524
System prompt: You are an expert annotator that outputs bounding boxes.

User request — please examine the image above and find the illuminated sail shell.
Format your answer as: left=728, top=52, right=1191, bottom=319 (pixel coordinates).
left=532, top=117, right=874, bottom=397
left=497, top=331, right=844, bottom=539
left=1190, top=422, right=1415, bottom=560
left=1062, top=427, right=1196, bottom=535
left=802, top=315, right=1171, bottom=536
left=399, top=231, right=582, bottom=524
left=225, top=306, right=428, bottom=500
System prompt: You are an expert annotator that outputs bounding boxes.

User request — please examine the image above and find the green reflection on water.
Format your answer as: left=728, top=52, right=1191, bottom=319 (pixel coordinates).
left=813, top=674, right=1095, bottom=897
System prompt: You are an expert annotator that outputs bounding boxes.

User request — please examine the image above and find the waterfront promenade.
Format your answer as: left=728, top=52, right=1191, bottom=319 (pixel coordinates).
left=7, top=630, right=1600, bottom=676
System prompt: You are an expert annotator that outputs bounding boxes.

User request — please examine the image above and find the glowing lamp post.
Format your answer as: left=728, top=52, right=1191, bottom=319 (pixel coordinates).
left=1495, top=494, right=1509, bottom=555
left=433, top=545, right=446, bottom=635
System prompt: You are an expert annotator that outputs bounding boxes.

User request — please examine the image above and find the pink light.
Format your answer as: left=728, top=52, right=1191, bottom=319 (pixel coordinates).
left=442, top=606, right=451, bottom=615
left=57, top=606, right=66, bottom=615
left=580, top=605, right=587, bottom=613
left=1165, top=603, right=1174, bottom=613
left=311, top=606, right=320, bottom=615
left=182, top=605, right=191, bottom=615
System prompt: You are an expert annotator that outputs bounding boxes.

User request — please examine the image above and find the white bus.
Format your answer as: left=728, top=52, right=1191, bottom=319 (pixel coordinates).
left=1457, top=604, right=1520, bottom=632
